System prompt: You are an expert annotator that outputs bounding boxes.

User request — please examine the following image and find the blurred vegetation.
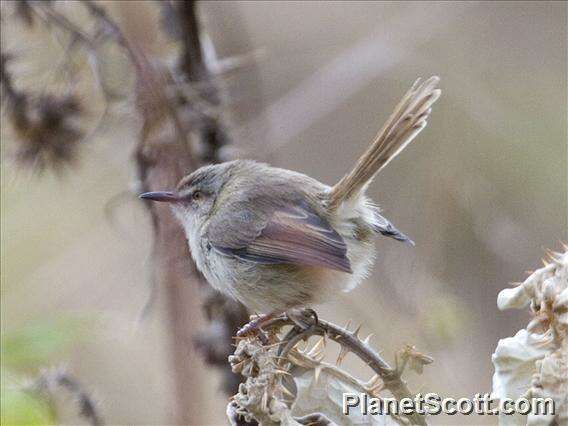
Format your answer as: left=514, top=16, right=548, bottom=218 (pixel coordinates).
left=1, top=381, right=55, bottom=426
left=1, top=316, right=89, bottom=424
left=0, top=1, right=565, bottom=425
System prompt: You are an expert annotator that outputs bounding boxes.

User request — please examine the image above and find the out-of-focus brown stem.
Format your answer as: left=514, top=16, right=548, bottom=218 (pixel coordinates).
left=137, top=140, right=204, bottom=425
left=133, top=1, right=250, bottom=423
left=74, top=4, right=206, bottom=420
left=171, top=0, right=251, bottom=395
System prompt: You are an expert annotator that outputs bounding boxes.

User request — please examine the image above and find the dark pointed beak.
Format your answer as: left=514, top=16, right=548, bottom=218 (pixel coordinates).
left=139, top=191, right=180, bottom=203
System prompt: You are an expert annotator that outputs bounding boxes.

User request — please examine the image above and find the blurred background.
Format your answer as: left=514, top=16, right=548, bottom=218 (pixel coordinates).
left=1, top=1, right=566, bottom=425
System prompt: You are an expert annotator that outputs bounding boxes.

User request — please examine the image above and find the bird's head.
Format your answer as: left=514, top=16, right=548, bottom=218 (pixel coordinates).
left=139, top=162, right=236, bottom=234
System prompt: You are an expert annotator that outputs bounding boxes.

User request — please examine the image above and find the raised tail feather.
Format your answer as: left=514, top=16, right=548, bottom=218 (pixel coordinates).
left=328, top=76, right=441, bottom=210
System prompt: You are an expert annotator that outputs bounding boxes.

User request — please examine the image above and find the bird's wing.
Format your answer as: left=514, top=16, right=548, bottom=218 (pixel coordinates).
left=206, top=200, right=352, bottom=273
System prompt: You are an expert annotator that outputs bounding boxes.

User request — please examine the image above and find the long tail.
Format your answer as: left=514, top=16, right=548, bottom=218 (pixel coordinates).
left=328, top=76, right=441, bottom=210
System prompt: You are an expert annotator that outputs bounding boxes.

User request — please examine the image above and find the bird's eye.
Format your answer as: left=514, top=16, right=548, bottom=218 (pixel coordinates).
left=191, top=190, right=202, bottom=201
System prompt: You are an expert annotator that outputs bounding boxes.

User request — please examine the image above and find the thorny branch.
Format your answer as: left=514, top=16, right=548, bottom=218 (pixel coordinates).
left=229, top=314, right=432, bottom=426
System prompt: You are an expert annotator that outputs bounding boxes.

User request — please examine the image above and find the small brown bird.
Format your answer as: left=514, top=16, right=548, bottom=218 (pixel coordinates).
left=141, top=77, right=441, bottom=329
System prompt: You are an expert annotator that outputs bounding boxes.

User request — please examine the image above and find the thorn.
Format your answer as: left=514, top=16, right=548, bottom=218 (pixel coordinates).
left=343, top=319, right=352, bottom=332
left=351, top=323, right=362, bottom=339
left=263, top=341, right=288, bottom=349
left=307, top=337, right=326, bottom=359
left=273, top=369, right=291, bottom=376
left=362, top=333, right=374, bottom=346
left=548, top=250, right=564, bottom=264
left=366, top=374, right=380, bottom=388
left=336, top=346, right=349, bottom=366
left=231, top=360, right=246, bottom=370
left=269, top=355, right=290, bottom=361
left=313, top=351, right=325, bottom=363
left=294, top=340, right=306, bottom=353
left=314, top=366, right=322, bottom=384
left=279, top=384, right=295, bottom=398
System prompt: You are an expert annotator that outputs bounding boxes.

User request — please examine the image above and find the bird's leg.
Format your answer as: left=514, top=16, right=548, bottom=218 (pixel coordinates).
left=236, top=311, right=280, bottom=343
left=236, top=308, right=318, bottom=344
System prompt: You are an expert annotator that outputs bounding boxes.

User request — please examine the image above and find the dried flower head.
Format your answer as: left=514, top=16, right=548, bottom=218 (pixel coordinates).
left=492, top=249, right=567, bottom=425
left=12, top=95, right=83, bottom=171
left=8, top=93, right=84, bottom=172
left=1, top=54, right=85, bottom=173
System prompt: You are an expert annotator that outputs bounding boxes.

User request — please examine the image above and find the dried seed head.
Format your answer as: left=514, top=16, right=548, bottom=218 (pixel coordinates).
left=10, top=93, right=85, bottom=173
left=1, top=55, right=85, bottom=173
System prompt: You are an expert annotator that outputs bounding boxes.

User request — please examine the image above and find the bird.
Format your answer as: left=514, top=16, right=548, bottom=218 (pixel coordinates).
left=140, top=76, right=441, bottom=333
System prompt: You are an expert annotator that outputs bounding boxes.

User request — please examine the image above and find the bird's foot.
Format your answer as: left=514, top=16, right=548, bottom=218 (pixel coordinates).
left=236, top=312, right=278, bottom=344
left=287, top=308, right=319, bottom=331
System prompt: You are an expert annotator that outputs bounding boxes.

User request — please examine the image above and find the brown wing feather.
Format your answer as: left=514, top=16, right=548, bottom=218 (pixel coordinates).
left=210, top=203, right=352, bottom=273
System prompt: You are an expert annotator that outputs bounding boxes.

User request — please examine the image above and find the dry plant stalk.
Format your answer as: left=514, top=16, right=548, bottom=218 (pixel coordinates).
left=228, top=314, right=433, bottom=426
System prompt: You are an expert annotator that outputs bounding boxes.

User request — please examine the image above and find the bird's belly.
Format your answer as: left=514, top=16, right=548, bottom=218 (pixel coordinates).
left=199, top=243, right=374, bottom=313
left=202, top=252, right=318, bottom=312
